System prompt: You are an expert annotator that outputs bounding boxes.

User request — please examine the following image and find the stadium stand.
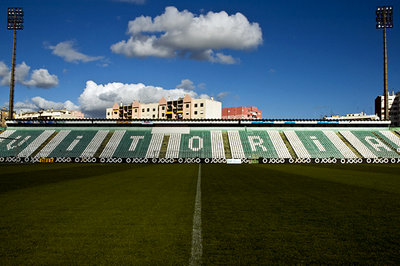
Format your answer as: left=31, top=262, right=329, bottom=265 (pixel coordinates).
left=48, top=130, right=99, bottom=158
left=166, top=133, right=181, bottom=158
left=339, top=131, right=377, bottom=158
left=267, top=131, right=291, bottom=158
left=1, top=120, right=400, bottom=163
left=295, top=131, right=345, bottom=158
left=323, top=131, right=357, bottom=158
left=18, top=130, right=55, bottom=157
left=211, top=131, right=225, bottom=159
left=228, top=131, right=246, bottom=159
left=350, top=131, right=399, bottom=158
left=112, top=130, right=152, bottom=158
left=284, top=131, right=311, bottom=158
left=377, top=130, right=400, bottom=149
left=0, top=130, right=16, bottom=143
left=80, top=130, right=109, bottom=158
left=35, top=130, right=71, bottom=158
left=179, top=131, right=211, bottom=158
left=0, top=129, right=49, bottom=157
left=145, top=133, right=164, bottom=158
left=100, top=130, right=126, bottom=158
left=239, top=130, right=279, bottom=158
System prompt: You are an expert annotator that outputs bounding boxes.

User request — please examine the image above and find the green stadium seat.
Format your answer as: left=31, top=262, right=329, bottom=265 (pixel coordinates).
left=350, top=131, right=400, bottom=158
left=112, top=129, right=152, bottom=158
left=295, top=131, right=346, bottom=158
left=0, top=129, right=51, bottom=157
left=239, top=130, right=279, bottom=159
left=179, top=131, right=211, bottom=158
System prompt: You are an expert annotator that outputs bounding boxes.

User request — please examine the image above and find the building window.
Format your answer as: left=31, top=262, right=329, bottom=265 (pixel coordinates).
left=200, top=103, right=204, bottom=107
left=135, top=109, right=137, bottom=113
left=186, top=104, right=189, bottom=108
left=162, top=113, right=165, bottom=117
left=153, top=108, right=156, bottom=112
left=162, top=106, right=165, bottom=110
left=153, top=114, right=155, bottom=118
left=142, top=108, right=145, bottom=112
left=194, top=111, right=198, bottom=115
left=107, top=112, right=110, bottom=116
left=147, top=108, right=150, bottom=112
left=194, top=104, right=198, bottom=108
left=186, top=112, right=189, bottom=115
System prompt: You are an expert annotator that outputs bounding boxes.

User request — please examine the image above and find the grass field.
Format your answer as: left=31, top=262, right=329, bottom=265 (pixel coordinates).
left=1, top=163, right=400, bottom=264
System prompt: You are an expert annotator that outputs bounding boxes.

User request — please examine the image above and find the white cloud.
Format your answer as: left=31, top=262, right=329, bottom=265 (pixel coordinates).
left=0, top=61, right=58, bottom=89
left=216, top=91, right=230, bottom=101
left=0, top=61, right=9, bottom=78
left=14, top=101, right=37, bottom=113
left=14, top=97, right=79, bottom=113
left=11, top=79, right=229, bottom=118
left=25, top=69, right=59, bottom=89
left=48, top=41, right=104, bottom=63
left=14, top=62, right=30, bottom=84
left=113, top=0, right=146, bottom=4
left=111, top=6, right=262, bottom=64
left=177, top=79, right=195, bottom=90
left=78, top=80, right=207, bottom=117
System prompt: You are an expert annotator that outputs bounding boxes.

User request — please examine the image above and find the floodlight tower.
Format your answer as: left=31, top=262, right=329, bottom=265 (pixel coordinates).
left=376, top=6, right=393, bottom=120
left=7, top=7, right=24, bottom=120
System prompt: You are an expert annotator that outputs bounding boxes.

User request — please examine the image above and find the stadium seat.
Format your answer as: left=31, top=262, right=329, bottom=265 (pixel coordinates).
left=339, top=131, right=377, bottom=158
left=46, top=130, right=100, bottom=158
left=350, top=131, right=399, bottom=158
left=80, top=130, right=109, bottom=158
left=100, top=130, right=126, bottom=158
left=146, top=133, right=164, bottom=158
left=284, top=131, right=311, bottom=158
left=294, top=131, right=347, bottom=158
left=36, top=130, right=71, bottom=158
left=166, top=133, right=181, bottom=158
left=179, top=131, right=211, bottom=158
left=211, top=131, right=225, bottom=159
left=228, top=131, right=245, bottom=159
left=377, top=131, right=400, bottom=150
left=235, top=130, right=279, bottom=159
left=2, top=127, right=399, bottom=161
left=112, top=130, right=152, bottom=158
left=322, top=131, right=357, bottom=158
left=267, top=131, right=292, bottom=158
left=0, top=129, right=52, bottom=157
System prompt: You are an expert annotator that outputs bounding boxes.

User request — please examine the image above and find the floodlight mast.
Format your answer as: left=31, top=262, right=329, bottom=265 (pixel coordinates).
left=376, top=6, right=393, bottom=120
left=7, top=7, right=24, bottom=120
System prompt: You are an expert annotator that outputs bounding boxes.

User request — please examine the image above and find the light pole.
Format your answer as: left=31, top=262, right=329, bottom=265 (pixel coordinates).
left=7, top=7, right=24, bottom=120
left=376, top=6, right=393, bottom=120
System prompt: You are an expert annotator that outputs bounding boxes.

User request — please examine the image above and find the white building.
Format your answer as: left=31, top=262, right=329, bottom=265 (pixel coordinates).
left=106, top=94, right=222, bottom=120
left=16, top=109, right=85, bottom=120
left=375, top=92, right=400, bottom=126
left=323, top=112, right=379, bottom=121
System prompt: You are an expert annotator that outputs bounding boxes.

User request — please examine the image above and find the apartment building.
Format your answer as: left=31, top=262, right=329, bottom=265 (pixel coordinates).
left=375, top=92, right=400, bottom=126
left=222, top=106, right=262, bottom=119
left=106, top=94, right=222, bottom=119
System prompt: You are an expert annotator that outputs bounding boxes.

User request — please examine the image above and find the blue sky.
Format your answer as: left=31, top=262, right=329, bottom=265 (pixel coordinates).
left=0, top=0, right=399, bottom=118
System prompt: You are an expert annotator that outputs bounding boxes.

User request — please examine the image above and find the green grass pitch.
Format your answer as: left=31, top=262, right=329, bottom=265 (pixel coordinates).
left=1, top=163, right=400, bottom=264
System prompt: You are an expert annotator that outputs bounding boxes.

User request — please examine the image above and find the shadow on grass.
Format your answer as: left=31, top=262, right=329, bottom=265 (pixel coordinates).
left=0, top=163, right=151, bottom=194
left=202, top=164, right=400, bottom=264
left=306, top=163, right=400, bottom=175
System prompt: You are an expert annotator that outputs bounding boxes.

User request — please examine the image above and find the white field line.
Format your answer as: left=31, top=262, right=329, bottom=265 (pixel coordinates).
left=189, top=163, right=202, bottom=266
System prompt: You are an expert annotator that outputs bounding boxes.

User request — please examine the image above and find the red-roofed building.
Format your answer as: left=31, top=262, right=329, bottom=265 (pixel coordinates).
left=222, top=106, right=262, bottom=119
